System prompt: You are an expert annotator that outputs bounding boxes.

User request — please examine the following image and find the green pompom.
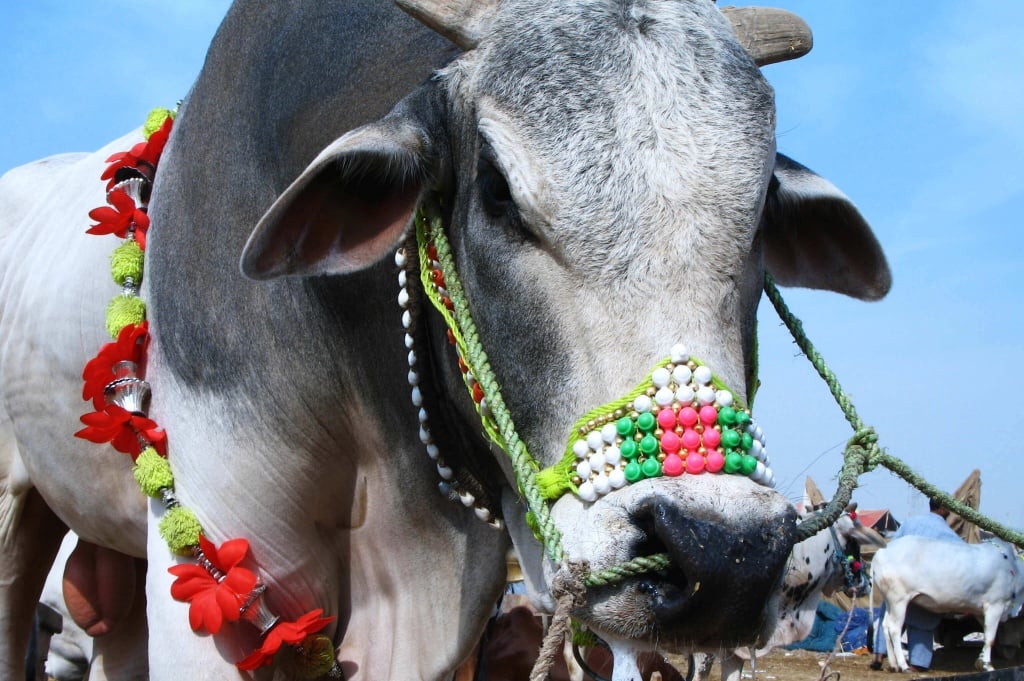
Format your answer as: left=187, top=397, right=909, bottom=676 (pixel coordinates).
left=133, top=447, right=174, bottom=498
left=571, top=620, right=599, bottom=648
left=110, top=240, right=144, bottom=286
left=106, top=295, right=146, bottom=338
left=536, top=454, right=577, bottom=501
left=159, top=506, right=202, bottom=556
left=295, top=635, right=337, bottom=678
left=143, top=108, right=175, bottom=139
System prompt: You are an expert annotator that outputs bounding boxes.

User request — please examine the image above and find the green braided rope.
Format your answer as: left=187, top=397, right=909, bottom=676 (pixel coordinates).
left=418, top=204, right=676, bottom=582
left=765, top=274, right=1024, bottom=546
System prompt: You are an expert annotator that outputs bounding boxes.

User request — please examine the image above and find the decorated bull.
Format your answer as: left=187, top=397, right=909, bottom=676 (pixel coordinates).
left=0, top=1, right=891, bottom=679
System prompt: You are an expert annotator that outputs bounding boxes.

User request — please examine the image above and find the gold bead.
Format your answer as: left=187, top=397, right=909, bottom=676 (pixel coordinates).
left=687, top=360, right=697, bottom=370
left=698, top=447, right=707, bottom=455
left=654, top=428, right=664, bottom=437
left=587, top=419, right=597, bottom=431
left=646, top=387, right=656, bottom=397
left=572, top=476, right=583, bottom=486
left=613, top=409, right=625, bottom=419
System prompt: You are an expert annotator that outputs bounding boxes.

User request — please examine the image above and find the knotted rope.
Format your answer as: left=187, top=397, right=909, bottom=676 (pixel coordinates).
left=765, top=274, right=1024, bottom=546
left=529, top=561, right=590, bottom=681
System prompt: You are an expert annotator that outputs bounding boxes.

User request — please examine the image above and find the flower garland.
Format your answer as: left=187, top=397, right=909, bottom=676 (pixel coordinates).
left=74, top=109, right=340, bottom=677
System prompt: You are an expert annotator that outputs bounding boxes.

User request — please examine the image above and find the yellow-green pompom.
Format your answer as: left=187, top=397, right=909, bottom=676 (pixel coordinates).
left=143, top=108, right=175, bottom=139
left=295, top=635, right=337, bottom=678
left=159, top=506, right=202, bottom=556
left=110, top=240, right=144, bottom=286
left=133, top=447, right=174, bottom=498
left=536, top=456, right=577, bottom=501
left=106, top=295, right=146, bottom=338
left=571, top=620, right=599, bottom=648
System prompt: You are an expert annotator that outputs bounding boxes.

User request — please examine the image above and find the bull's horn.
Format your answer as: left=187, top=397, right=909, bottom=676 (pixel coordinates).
left=395, top=0, right=500, bottom=50
left=721, top=6, right=813, bottom=66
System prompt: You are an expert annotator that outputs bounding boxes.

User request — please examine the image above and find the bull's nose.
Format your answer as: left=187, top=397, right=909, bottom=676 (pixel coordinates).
left=632, top=499, right=797, bottom=645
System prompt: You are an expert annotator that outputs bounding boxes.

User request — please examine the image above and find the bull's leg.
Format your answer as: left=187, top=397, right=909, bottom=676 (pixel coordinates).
left=719, top=652, right=745, bottom=681
left=882, top=601, right=910, bottom=672
left=691, top=652, right=716, bottom=681
left=86, top=557, right=149, bottom=680
left=976, top=607, right=1002, bottom=672
left=0, top=478, right=68, bottom=680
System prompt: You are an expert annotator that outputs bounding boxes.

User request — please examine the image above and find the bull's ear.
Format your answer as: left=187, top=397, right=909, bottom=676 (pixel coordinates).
left=762, top=153, right=892, bottom=300
left=241, top=118, right=432, bottom=280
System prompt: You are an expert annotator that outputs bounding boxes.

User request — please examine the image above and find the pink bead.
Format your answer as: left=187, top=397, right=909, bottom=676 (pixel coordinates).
left=702, top=427, right=721, bottom=448
left=657, top=408, right=677, bottom=431
left=705, top=450, right=725, bottom=473
left=678, top=406, right=698, bottom=427
left=681, top=429, right=701, bottom=450
left=663, top=453, right=684, bottom=477
left=660, top=431, right=681, bottom=454
left=699, top=405, right=718, bottom=425
left=685, top=451, right=705, bottom=474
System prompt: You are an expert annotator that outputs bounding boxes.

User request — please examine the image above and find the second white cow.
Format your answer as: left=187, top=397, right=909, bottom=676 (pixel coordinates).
left=871, top=536, right=1024, bottom=672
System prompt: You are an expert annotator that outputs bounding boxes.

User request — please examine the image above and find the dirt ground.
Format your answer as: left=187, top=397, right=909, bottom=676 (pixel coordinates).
left=662, top=644, right=1022, bottom=681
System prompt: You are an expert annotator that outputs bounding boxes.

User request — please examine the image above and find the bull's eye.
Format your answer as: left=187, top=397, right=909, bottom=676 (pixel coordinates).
left=477, top=157, right=514, bottom=218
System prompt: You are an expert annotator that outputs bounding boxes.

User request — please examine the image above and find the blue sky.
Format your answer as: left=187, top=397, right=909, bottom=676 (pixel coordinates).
left=2, top=3, right=1020, bottom=532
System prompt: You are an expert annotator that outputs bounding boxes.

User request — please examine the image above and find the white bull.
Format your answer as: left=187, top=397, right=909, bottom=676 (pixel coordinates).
left=871, top=536, right=1024, bottom=672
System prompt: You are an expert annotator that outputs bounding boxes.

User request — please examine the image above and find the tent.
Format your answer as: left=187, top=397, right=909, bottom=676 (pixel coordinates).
left=947, top=468, right=982, bottom=544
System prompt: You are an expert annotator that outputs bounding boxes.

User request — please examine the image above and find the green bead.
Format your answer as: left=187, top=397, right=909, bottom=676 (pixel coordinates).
left=735, top=411, right=751, bottom=427
left=717, top=407, right=737, bottom=426
left=722, top=429, right=741, bottom=449
left=637, top=412, right=656, bottom=433
left=741, top=433, right=754, bottom=451
left=740, top=454, right=758, bottom=475
left=620, top=439, right=638, bottom=459
left=640, top=434, right=659, bottom=456
left=616, top=417, right=635, bottom=438
left=641, top=457, right=662, bottom=478
left=724, top=451, right=743, bottom=474
left=624, top=461, right=643, bottom=483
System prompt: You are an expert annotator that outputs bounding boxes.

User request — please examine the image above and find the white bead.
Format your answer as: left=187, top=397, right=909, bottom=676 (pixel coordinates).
left=609, top=468, right=626, bottom=489
left=749, top=440, right=763, bottom=460
left=765, top=469, right=776, bottom=487
left=408, top=370, right=420, bottom=386
left=475, top=507, right=493, bottom=522
left=592, top=474, right=611, bottom=495
left=655, top=387, right=674, bottom=407
left=715, top=390, right=733, bottom=407
left=437, top=464, right=453, bottom=480
left=576, top=461, right=592, bottom=479
left=398, top=270, right=407, bottom=287
left=586, top=431, right=604, bottom=452
left=418, top=408, right=429, bottom=424
left=763, top=454, right=771, bottom=467
left=604, top=446, right=621, bottom=466
left=675, top=385, right=695, bottom=404
left=419, top=426, right=431, bottom=444
left=402, top=310, right=412, bottom=329
left=411, top=386, right=423, bottom=406
left=426, top=444, right=440, bottom=460
left=693, top=365, right=713, bottom=385
left=578, top=481, right=598, bottom=503
left=601, top=423, right=618, bottom=444
left=588, top=451, right=606, bottom=471
left=459, top=490, right=476, bottom=507
left=573, top=440, right=590, bottom=459
left=670, top=344, right=689, bottom=363
left=696, top=385, right=716, bottom=405
left=652, top=367, right=671, bottom=388
left=394, top=249, right=407, bottom=267
left=752, top=461, right=766, bottom=483
left=480, top=399, right=491, bottom=418
left=633, top=395, right=652, bottom=413
left=672, top=365, right=692, bottom=386
left=407, top=350, right=417, bottom=367
left=404, top=333, right=414, bottom=349
left=398, top=287, right=410, bottom=308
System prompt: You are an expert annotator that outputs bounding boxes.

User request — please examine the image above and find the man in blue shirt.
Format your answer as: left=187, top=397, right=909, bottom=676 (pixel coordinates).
left=870, top=499, right=964, bottom=671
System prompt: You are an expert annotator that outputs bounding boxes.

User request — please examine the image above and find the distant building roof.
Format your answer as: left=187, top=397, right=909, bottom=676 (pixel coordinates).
left=856, top=509, right=900, bottom=534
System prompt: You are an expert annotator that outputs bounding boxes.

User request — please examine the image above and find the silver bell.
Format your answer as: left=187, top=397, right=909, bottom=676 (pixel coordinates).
left=103, top=360, right=151, bottom=416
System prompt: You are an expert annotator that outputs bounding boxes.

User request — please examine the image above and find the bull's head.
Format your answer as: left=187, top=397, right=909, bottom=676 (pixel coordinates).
left=240, top=0, right=890, bottom=661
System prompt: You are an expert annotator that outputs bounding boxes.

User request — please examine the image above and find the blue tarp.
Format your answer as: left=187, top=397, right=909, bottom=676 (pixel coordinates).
left=786, top=603, right=881, bottom=653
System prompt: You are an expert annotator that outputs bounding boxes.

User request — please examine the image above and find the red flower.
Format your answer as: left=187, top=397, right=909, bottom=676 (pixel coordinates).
left=75, top=404, right=166, bottom=459
left=100, top=116, right=172, bottom=188
left=168, top=535, right=259, bottom=635
left=236, top=609, right=335, bottom=671
left=82, top=322, right=149, bottom=409
left=87, top=189, right=151, bottom=248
